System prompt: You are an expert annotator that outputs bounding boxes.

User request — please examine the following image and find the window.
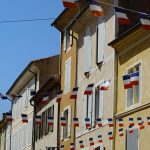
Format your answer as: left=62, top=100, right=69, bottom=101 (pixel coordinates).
left=83, top=26, right=92, bottom=74
left=63, top=28, right=73, bottom=51
left=62, top=106, right=71, bottom=140
left=127, top=63, right=141, bottom=107
left=64, top=58, right=71, bottom=93
left=126, top=128, right=138, bottom=150
left=97, top=16, right=105, bottom=64
left=28, top=120, right=33, bottom=146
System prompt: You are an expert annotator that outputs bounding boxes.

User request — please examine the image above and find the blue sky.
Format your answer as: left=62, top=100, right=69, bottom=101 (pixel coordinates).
left=0, top=0, right=64, bottom=118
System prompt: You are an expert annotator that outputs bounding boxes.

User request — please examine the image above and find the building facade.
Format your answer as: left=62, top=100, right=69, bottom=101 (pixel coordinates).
left=52, top=7, right=79, bottom=150
left=109, top=25, right=150, bottom=150
left=6, top=55, right=60, bottom=150
left=68, top=0, right=116, bottom=149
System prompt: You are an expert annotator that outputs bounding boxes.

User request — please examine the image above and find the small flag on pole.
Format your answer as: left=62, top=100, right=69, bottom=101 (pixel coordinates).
left=108, top=118, right=113, bottom=127
left=108, top=132, right=113, bottom=140
left=115, top=7, right=131, bottom=24
left=73, top=117, right=79, bottom=127
left=30, top=89, right=36, bottom=96
left=79, top=140, right=84, bottom=149
left=56, top=90, right=63, bottom=103
left=119, top=128, right=124, bottom=137
left=96, top=118, right=103, bottom=127
left=89, top=0, right=104, bottom=17
left=130, top=72, right=139, bottom=86
left=70, top=143, right=75, bottom=150
left=123, top=75, right=132, bottom=89
left=129, top=118, right=134, bottom=126
left=41, top=94, right=49, bottom=104
left=62, top=0, right=78, bottom=8
left=21, top=114, right=28, bottom=123
left=35, top=116, right=42, bottom=125
left=128, top=126, right=133, bottom=134
left=137, top=117, right=145, bottom=130
left=5, top=112, right=13, bottom=123
left=89, top=138, right=94, bottom=146
left=100, top=80, right=110, bottom=90
left=61, top=145, right=65, bottom=150
left=98, top=135, right=103, bottom=143
left=139, top=13, right=150, bottom=30
left=147, top=117, right=150, bottom=125
left=48, top=116, right=54, bottom=126
left=118, top=118, right=124, bottom=127
left=70, top=87, right=78, bottom=99
left=60, top=117, right=67, bottom=126
left=85, top=118, right=91, bottom=128
left=84, top=83, right=94, bottom=95
left=0, top=93, right=7, bottom=100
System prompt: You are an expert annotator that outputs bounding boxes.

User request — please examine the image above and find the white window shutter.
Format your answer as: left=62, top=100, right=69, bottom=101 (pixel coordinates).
left=69, top=30, right=73, bottom=46
left=67, top=106, right=71, bottom=137
left=97, top=16, right=105, bottom=64
left=68, top=59, right=71, bottom=91
left=64, top=28, right=67, bottom=51
left=92, top=93, right=95, bottom=126
left=99, top=90, right=104, bottom=118
left=82, top=97, right=87, bottom=130
left=83, top=26, right=91, bottom=73
left=65, top=61, right=67, bottom=92
left=61, top=112, right=64, bottom=141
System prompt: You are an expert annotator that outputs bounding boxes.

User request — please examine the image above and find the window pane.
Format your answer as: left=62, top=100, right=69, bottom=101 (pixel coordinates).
left=95, top=88, right=99, bottom=119
left=127, top=88, right=133, bottom=107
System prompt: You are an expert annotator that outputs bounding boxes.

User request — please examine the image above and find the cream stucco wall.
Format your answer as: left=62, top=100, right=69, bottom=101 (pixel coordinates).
left=75, top=7, right=115, bottom=150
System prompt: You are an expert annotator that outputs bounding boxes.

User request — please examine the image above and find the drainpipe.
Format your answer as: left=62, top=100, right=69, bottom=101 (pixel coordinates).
left=28, top=66, right=37, bottom=150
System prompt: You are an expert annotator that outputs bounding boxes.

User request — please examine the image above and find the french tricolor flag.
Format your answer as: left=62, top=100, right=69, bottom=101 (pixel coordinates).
left=89, top=138, right=94, bottom=146
left=119, top=128, right=124, bottom=137
left=123, top=75, right=132, bottom=89
left=56, top=90, right=63, bottom=103
left=70, top=143, right=75, bottom=150
left=61, top=145, right=65, bottom=150
left=62, top=0, right=78, bottom=8
left=79, top=140, right=84, bottom=148
left=147, top=117, right=150, bottom=125
left=140, top=13, right=150, bottom=30
left=41, top=94, right=49, bottom=104
left=21, top=114, right=28, bottom=123
left=85, top=118, right=91, bottom=128
left=115, top=7, right=131, bottom=24
left=73, top=117, right=79, bottom=127
left=70, top=87, right=78, bottom=99
left=108, top=132, right=113, bottom=140
left=60, top=117, right=67, bottom=126
left=130, top=72, right=139, bottom=86
left=5, top=112, right=13, bottom=123
left=118, top=118, right=123, bottom=127
left=128, top=126, right=133, bottom=134
left=48, top=116, right=54, bottom=126
left=108, top=118, right=113, bottom=127
left=89, top=0, right=104, bottom=17
left=100, top=80, right=110, bottom=90
left=98, top=135, right=103, bottom=143
left=35, top=115, right=42, bottom=125
left=84, top=83, right=94, bottom=95
left=137, top=117, right=145, bottom=130
left=96, top=118, right=103, bottom=127
left=129, top=118, right=134, bottom=126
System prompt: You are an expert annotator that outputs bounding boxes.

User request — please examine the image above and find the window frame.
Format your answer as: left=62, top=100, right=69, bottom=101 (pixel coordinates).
left=125, top=61, right=142, bottom=110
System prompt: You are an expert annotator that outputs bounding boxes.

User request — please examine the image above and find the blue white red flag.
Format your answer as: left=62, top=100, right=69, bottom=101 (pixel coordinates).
left=119, top=128, right=124, bottom=137
left=118, top=118, right=124, bottom=127
left=129, top=118, right=134, bottom=126
left=147, top=117, right=150, bottom=125
left=73, top=117, right=79, bottom=127
left=30, top=89, right=36, bottom=96
left=84, top=83, right=94, bottom=95
left=139, top=13, right=150, bottom=30
left=85, top=118, right=91, bottom=128
left=108, top=132, right=113, bottom=140
left=108, top=118, right=113, bottom=127
left=48, top=116, right=54, bottom=126
left=123, top=75, right=132, bottom=89
left=115, top=7, right=131, bottom=24
left=60, top=117, right=67, bottom=126
left=70, top=143, right=75, bottom=150
left=70, top=87, right=78, bottom=99
left=98, top=135, right=103, bottom=143
left=130, top=72, right=139, bottom=86
left=35, top=115, right=42, bottom=125
left=100, top=80, right=110, bottom=90
left=89, top=138, right=94, bottom=146
left=41, top=94, right=49, bottom=104
left=5, top=112, right=13, bottom=122
left=137, top=117, right=145, bottom=130
left=21, top=114, right=28, bottom=123
left=89, top=0, right=104, bottom=17
left=96, top=118, right=103, bottom=127
left=79, top=140, right=84, bottom=148
left=62, top=0, right=78, bottom=8
left=61, top=145, right=64, bottom=150
left=128, top=126, right=133, bottom=134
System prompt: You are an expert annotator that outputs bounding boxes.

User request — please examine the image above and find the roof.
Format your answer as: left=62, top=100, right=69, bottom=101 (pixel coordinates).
left=30, top=74, right=60, bottom=105
left=7, top=55, right=59, bottom=95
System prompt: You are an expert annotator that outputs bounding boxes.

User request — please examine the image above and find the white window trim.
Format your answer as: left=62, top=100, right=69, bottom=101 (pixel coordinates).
left=64, top=57, right=71, bottom=94
left=125, top=60, right=142, bottom=111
